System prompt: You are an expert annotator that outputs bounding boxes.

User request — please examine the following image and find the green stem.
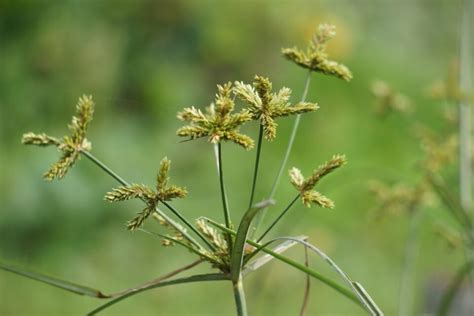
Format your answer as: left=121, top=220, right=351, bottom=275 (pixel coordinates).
left=216, top=143, right=233, bottom=251
left=80, top=150, right=204, bottom=251
left=251, top=70, right=312, bottom=238
left=232, top=278, right=248, bottom=316
left=257, top=194, right=300, bottom=242
left=161, top=201, right=217, bottom=252
left=81, top=150, right=129, bottom=186
left=248, top=125, right=264, bottom=210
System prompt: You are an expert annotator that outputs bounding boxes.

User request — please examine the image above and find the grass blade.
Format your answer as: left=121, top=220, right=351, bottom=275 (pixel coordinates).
left=231, top=199, right=274, bottom=282
left=0, top=262, right=109, bottom=298
left=88, top=273, right=229, bottom=315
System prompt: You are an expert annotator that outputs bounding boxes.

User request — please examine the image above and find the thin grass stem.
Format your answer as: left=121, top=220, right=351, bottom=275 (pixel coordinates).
left=232, top=278, right=248, bottom=316
left=251, top=70, right=312, bottom=238
left=81, top=150, right=129, bottom=186
left=257, top=193, right=300, bottom=242
left=215, top=143, right=233, bottom=251
left=247, top=125, right=264, bottom=210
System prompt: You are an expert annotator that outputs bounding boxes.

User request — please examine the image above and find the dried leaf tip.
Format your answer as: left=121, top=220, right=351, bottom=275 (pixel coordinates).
left=234, top=75, right=318, bottom=141
left=22, top=95, right=95, bottom=181
left=177, top=82, right=254, bottom=149
left=282, top=23, right=353, bottom=81
left=290, top=154, right=347, bottom=208
left=105, top=157, right=187, bottom=230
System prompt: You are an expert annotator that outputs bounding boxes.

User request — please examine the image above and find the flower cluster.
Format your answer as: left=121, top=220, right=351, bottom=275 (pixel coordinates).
left=22, top=95, right=94, bottom=181
left=105, top=157, right=187, bottom=230
left=234, top=75, right=318, bottom=140
left=177, top=82, right=254, bottom=149
left=289, top=154, right=347, bottom=208
left=282, top=23, right=352, bottom=81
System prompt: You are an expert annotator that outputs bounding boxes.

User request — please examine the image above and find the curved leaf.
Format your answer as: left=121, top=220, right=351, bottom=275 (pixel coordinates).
left=0, top=262, right=109, bottom=298
left=231, top=199, right=274, bottom=281
left=249, top=237, right=382, bottom=315
left=88, top=273, right=229, bottom=315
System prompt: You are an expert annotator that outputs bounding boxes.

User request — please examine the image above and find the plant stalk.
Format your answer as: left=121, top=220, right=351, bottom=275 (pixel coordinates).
left=257, top=193, right=300, bottom=242
left=232, top=277, right=248, bottom=316
left=251, top=70, right=312, bottom=238
left=215, top=143, right=233, bottom=251
left=81, top=150, right=129, bottom=186
left=248, top=124, right=264, bottom=210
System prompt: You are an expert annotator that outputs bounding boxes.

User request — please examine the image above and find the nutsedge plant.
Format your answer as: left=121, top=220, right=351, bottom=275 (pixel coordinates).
left=1, top=24, right=382, bottom=316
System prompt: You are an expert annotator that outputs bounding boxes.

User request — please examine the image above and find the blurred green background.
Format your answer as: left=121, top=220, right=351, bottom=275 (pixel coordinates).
left=0, top=0, right=471, bottom=315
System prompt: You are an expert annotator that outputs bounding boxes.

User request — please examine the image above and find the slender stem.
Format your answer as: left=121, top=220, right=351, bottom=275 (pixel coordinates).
left=398, top=211, right=423, bottom=316
left=218, top=143, right=231, bottom=228
left=257, top=194, right=300, bottom=242
left=251, top=70, right=312, bottom=238
left=232, top=278, right=248, bottom=316
left=80, top=150, right=204, bottom=250
left=248, top=124, right=264, bottom=210
left=216, top=143, right=233, bottom=250
left=162, top=201, right=217, bottom=252
left=81, top=150, right=129, bottom=186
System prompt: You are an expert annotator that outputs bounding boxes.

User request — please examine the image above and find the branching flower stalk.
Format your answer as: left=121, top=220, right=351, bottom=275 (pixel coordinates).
left=258, top=155, right=346, bottom=242
left=6, top=23, right=382, bottom=316
left=251, top=23, right=353, bottom=240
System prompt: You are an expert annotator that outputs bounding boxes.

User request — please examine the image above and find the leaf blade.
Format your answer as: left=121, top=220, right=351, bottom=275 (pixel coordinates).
left=231, top=199, right=274, bottom=281
left=87, top=273, right=229, bottom=315
left=0, top=262, right=109, bottom=298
